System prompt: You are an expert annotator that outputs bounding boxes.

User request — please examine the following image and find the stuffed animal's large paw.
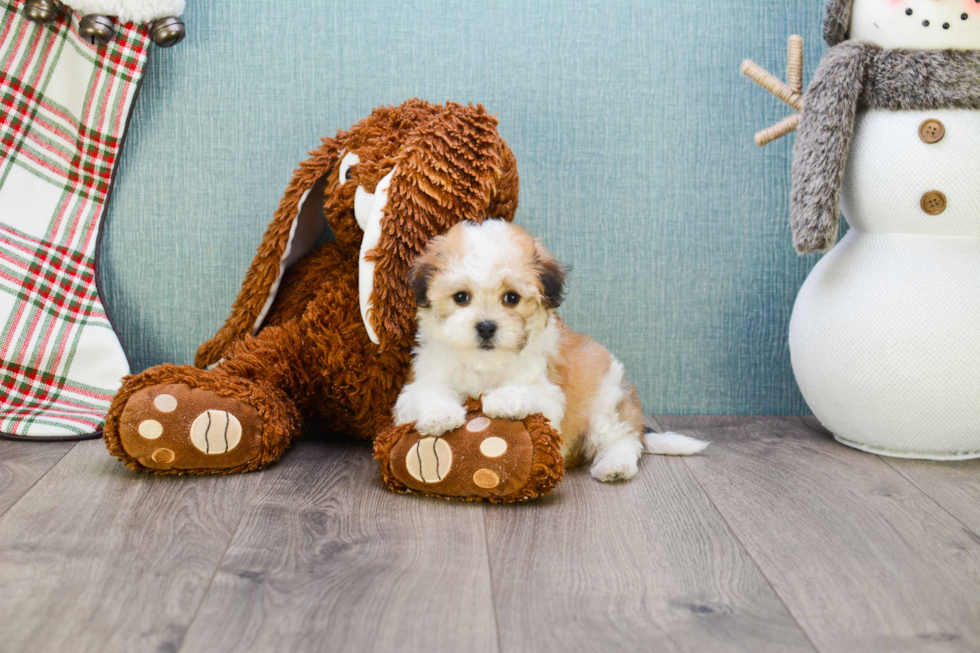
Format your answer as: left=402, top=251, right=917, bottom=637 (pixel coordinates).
left=114, top=383, right=262, bottom=471
left=104, top=365, right=298, bottom=474
left=374, top=404, right=565, bottom=503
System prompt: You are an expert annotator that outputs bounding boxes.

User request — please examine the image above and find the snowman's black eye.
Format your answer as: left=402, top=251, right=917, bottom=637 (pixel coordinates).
left=943, top=22, right=950, bottom=29
left=923, top=19, right=930, bottom=26
left=906, top=8, right=913, bottom=15
left=963, top=14, right=970, bottom=20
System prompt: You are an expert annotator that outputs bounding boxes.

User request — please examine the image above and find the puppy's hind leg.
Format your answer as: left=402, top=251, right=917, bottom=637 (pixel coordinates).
left=590, top=432, right=645, bottom=482
left=585, top=361, right=646, bottom=482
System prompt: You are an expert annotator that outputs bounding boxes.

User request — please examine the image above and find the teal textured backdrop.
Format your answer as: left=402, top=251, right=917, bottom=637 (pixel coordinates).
left=102, top=0, right=829, bottom=415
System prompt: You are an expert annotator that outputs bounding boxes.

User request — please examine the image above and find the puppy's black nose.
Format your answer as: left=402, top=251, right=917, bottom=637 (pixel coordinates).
left=476, top=321, right=497, bottom=340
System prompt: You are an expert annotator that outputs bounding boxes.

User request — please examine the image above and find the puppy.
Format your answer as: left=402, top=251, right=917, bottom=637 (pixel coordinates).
left=393, top=219, right=708, bottom=482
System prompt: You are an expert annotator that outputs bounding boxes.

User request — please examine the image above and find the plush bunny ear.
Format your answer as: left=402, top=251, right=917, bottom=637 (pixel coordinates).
left=823, top=0, right=853, bottom=46
left=364, top=103, right=511, bottom=352
left=194, top=138, right=339, bottom=368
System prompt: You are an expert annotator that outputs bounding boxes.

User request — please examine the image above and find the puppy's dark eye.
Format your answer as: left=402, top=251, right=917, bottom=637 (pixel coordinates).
left=502, top=291, right=521, bottom=306
left=345, top=167, right=353, bottom=180
left=453, top=291, right=470, bottom=305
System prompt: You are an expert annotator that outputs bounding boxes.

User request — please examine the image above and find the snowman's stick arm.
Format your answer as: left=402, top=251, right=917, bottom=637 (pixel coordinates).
left=755, top=113, right=800, bottom=147
left=740, top=35, right=806, bottom=147
left=740, top=60, right=803, bottom=111
left=787, top=35, right=803, bottom=94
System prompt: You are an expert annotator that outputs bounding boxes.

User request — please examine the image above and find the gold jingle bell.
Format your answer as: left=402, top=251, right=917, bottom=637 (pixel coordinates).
left=79, top=14, right=114, bottom=46
left=23, top=0, right=63, bottom=24
left=148, top=16, right=186, bottom=48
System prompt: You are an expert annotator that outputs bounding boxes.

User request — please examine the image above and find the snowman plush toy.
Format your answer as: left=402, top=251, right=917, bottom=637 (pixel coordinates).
left=770, top=0, right=980, bottom=459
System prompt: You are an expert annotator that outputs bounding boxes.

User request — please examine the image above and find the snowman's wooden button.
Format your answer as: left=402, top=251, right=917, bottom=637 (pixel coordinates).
left=918, top=119, right=945, bottom=144
left=921, top=191, right=947, bottom=216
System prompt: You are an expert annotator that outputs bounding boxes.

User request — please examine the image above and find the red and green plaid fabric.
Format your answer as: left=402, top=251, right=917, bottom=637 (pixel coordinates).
left=0, top=0, right=149, bottom=438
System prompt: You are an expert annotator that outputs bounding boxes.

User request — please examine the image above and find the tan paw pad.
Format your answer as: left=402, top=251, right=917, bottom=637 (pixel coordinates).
left=479, top=436, right=507, bottom=458
left=152, top=448, right=175, bottom=464
left=473, top=468, right=500, bottom=489
left=153, top=393, right=178, bottom=412
left=466, top=416, right=491, bottom=432
left=190, top=410, right=242, bottom=454
left=406, top=437, right=453, bottom=483
left=138, top=420, right=163, bottom=439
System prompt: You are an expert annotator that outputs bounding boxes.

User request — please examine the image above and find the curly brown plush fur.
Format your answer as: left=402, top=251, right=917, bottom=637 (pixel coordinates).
left=791, top=45, right=980, bottom=253
left=103, top=100, right=565, bottom=493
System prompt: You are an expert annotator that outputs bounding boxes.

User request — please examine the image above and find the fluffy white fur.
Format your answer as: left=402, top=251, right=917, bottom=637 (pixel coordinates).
left=67, top=0, right=184, bottom=23
left=644, top=431, right=711, bottom=456
left=394, top=220, right=708, bottom=483
left=395, top=314, right=567, bottom=437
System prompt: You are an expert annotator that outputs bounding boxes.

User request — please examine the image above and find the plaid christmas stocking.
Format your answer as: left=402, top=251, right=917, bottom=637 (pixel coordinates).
left=0, top=0, right=181, bottom=439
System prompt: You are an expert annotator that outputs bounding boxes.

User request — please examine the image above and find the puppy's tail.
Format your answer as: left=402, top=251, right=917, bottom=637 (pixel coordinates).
left=643, top=429, right=710, bottom=456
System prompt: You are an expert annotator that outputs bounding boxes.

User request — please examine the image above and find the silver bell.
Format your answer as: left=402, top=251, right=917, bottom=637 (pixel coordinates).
left=148, top=16, right=186, bottom=48
left=79, top=14, right=114, bottom=46
left=23, top=0, right=63, bottom=24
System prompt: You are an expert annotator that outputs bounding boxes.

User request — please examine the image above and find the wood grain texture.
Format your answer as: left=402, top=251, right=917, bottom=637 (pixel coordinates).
left=4, top=418, right=979, bottom=653
left=0, top=439, right=74, bottom=517
left=880, top=457, right=980, bottom=535
left=484, top=436, right=815, bottom=653
left=659, top=415, right=980, bottom=653
left=178, top=438, right=498, bottom=653
left=0, top=439, right=258, bottom=653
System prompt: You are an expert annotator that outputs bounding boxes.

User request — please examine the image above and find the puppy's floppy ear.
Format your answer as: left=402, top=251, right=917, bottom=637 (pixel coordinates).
left=409, top=261, right=435, bottom=308
left=408, top=239, right=442, bottom=309
left=535, top=246, right=568, bottom=309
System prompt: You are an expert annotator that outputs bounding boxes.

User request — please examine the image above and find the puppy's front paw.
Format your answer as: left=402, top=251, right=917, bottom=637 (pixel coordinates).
left=393, top=395, right=420, bottom=426
left=415, top=403, right=467, bottom=437
left=590, top=444, right=640, bottom=482
left=482, top=387, right=534, bottom=421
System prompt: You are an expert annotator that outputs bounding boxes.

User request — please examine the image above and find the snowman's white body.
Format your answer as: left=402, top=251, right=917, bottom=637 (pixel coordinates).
left=790, top=108, right=980, bottom=459
left=786, top=0, right=980, bottom=459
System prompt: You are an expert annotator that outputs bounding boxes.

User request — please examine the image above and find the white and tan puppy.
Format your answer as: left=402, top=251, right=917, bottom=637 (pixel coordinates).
left=393, top=219, right=708, bottom=482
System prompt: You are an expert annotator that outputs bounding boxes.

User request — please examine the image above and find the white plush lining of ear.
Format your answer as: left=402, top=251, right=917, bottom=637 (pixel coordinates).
left=250, top=187, right=310, bottom=336
left=358, top=168, right=396, bottom=346
left=66, top=0, right=185, bottom=23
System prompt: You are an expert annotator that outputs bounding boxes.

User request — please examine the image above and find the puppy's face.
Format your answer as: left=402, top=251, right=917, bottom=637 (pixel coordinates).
left=410, top=220, right=566, bottom=354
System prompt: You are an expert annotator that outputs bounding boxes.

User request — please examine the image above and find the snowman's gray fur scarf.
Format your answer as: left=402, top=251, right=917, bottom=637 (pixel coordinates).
left=790, top=42, right=980, bottom=254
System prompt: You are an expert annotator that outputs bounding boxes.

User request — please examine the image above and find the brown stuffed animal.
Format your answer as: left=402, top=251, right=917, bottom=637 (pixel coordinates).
left=103, top=100, right=565, bottom=502
left=375, top=399, right=563, bottom=502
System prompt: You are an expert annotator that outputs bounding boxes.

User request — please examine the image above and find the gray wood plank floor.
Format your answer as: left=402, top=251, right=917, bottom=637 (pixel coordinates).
left=0, top=439, right=74, bottom=517
left=0, top=418, right=978, bottom=653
